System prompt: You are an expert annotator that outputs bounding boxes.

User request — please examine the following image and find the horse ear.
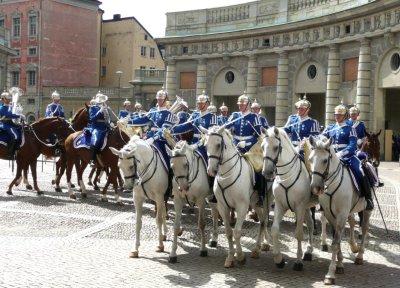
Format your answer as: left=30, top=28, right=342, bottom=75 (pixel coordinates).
left=273, top=126, right=279, bottom=136
left=166, top=146, right=173, bottom=157
left=327, top=137, right=334, bottom=147
left=376, top=129, right=382, bottom=137
left=109, top=147, right=122, bottom=157
left=218, top=125, right=225, bottom=134
left=365, top=130, right=371, bottom=138
left=260, top=127, right=268, bottom=136
left=309, top=135, right=316, bottom=147
left=199, top=126, right=208, bottom=134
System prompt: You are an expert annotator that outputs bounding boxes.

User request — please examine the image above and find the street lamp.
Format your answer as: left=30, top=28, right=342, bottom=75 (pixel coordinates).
left=116, top=70, right=123, bottom=112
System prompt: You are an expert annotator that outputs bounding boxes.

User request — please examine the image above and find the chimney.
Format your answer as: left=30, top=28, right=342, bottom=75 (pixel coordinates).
left=113, top=14, right=121, bottom=20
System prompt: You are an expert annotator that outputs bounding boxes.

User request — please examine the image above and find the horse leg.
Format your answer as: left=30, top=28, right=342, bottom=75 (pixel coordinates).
left=7, top=165, right=24, bottom=195
left=77, top=163, right=87, bottom=198
left=66, top=157, right=77, bottom=199
left=130, top=195, right=144, bottom=258
left=272, top=204, right=286, bottom=268
left=30, top=160, right=42, bottom=195
left=324, top=217, right=346, bottom=285
left=311, top=206, right=318, bottom=235
left=233, top=206, right=247, bottom=265
left=292, top=207, right=307, bottom=271
left=110, top=168, right=123, bottom=205
left=155, top=199, right=165, bottom=252
left=197, top=201, right=208, bottom=257
left=320, top=211, right=329, bottom=252
left=22, top=167, right=33, bottom=190
left=303, top=208, right=314, bottom=261
left=220, top=206, right=235, bottom=268
left=93, top=168, right=101, bottom=191
left=208, top=202, right=219, bottom=248
left=251, top=204, right=267, bottom=259
left=87, top=167, right=95, bottom=186
left=348, top=214, right=359, bottom=253
left=169, top=197, right=183, bottom=263
left=358, top=211, right=364, bottom=239
left=355, top=210, right=372, bottom=265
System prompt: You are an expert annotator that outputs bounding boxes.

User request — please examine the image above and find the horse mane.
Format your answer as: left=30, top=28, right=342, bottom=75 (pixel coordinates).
left=72, top=106, right=87, bottom=122
left=266, top=127, right=298, bottom=155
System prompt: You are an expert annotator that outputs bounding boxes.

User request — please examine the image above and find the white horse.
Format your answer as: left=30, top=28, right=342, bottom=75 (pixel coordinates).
left=260, top=127, right=322, bottom=271
left=110, top=136, right=168, bottom=257
left=308, top=136, right=372, bottom=285
left=202, top=126, right=273, bottom=268
left=166, top=141, right=220, bottom=263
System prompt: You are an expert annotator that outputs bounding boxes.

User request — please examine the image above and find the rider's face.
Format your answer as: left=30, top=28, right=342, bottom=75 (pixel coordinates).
left=297, top=107, right=308, bottom=117
left=251, top=107, right=260, bottom=114
left=350, top=113, right=358, bottom=121
left=335, top=114, right=346, bottom=123
left=238, top=103, right=248, bottom=112
left=197, top=102, right=207, bottom=112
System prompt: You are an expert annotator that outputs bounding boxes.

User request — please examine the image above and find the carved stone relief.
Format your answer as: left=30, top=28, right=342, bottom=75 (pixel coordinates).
left=293, top=32, right=300, bottom=44
left=273, top=35, right=280, bottom=47
left=313, top=29, right=320, bottom=41
left=364, top=18, right=371, bottom=31
left=324, top=27, right=330, bottom=39
left=386, top=12, right=392, bottom=27
left=374, top=15, right=382, bottom=30
left=283, top=34, right=290, bottom=46
left=354, top=21, right=361, bottom=33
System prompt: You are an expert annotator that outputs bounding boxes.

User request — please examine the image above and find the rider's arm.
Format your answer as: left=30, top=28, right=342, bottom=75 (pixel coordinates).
left=339, top=127, right=358, bottom=157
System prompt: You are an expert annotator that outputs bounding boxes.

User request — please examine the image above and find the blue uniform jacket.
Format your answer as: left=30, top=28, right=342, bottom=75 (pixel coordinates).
left=88, top=104, right=111, bottom=148
left=258, top=115, right=270, bottom=129
left=284, top=115, right=320, bottom=146
left=172, top=111, right=218, bottom=143
left=218, top=115, right=229, bottom=125
left=45, top=103, right=65, bottom=118
left=225, top=111, right=262, bottom=152
left=118, top=110, right=134, bottom=119
left=0, top=104, right=21, bottom=129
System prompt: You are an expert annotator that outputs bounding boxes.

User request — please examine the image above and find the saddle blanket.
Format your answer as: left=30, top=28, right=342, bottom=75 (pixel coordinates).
left=0, top=129, right=25, bottom=148
left=151, top=142, right=169, bottom=172
left=73, top=133, right=107, bottom=151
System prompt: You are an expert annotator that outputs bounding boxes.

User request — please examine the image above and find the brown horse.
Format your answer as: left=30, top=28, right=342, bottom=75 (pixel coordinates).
left=0, top=117, right=73, bottom=195
left=64, top=126, right=129, bottom=204
left=361, top=130, right=382, bottom=167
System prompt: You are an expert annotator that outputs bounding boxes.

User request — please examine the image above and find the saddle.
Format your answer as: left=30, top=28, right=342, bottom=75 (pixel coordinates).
left=243, top=136, right=263, bottom=173
left=361, top=160, right=379, bottom=187
left=73, top=131, right=108, bottom=151
left=0, top=127, right=23, bottom=148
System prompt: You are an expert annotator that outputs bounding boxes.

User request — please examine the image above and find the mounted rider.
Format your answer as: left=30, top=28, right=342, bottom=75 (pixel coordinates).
left=283, top=95, right=320, bottom=158
left=45, top=90, right=65, bottom=156
left=0, top=90, right=25, bottom=159
left=251, top=99, right=269, bottom=129
left=128, top=87, right=178, bottom=200
left=225, top=92, right=266, bottom=207
left=322, top=102, right=374, bottom=210
left=88, top=92, right=112, bottom=167
left=118, top=99, right=134, bottom=119
left=348, top=104, right=367, bottom=149
left=218, top=102, right=229, bottom=125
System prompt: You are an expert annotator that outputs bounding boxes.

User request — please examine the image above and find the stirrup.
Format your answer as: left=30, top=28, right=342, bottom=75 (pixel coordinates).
left=55, top=149, right=61, bottom=157
left=209, top=195, right=217, bottom=203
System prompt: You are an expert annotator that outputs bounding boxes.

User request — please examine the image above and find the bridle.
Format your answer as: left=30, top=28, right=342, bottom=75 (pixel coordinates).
left=170, top=151, right=200, bottom=191
left=208, top=132, right=240, bottom=172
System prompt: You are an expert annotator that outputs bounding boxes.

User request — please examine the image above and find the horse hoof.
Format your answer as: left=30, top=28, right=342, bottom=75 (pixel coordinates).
left=177, top=228, right=183, bottom=237
left=209, top=240, right=217, bottom=248
left=351, top=245, right=359, bottom=254
left=293, top=262, right=303, bottom=271
left=237, top=255, right=246, bottom=265
left=6, top=191, right=13, bottom=195
left=101, top=197, right=108, bottom=202
left=162, top=235, right=167, bottom=241
left=70, top=194, right=77, bottom=200
left=156, top=246, right=164, bottom=253
left=250, top=250, right=260, bottom=259
left=322, top=244, right=329, bottom=252
left=303, top=253, right=312, bottom=261
left=261, top=243, right=270, bottom=252
left=130, top=251, right=139, bottom=258
left=168, top=256, right=177, bottom=263
left=51, top=180, right=55, bottom=185
left=26, top=185, right=33, bottom=190
left=55, top=188, right=62, bottom=193
left=37, top=191, right=44, bottom=196
left=249, top=212, right=259, bottom=222
left=324, top=277, right=335, bottom=285
left=224, top=260, right=234, bottom=268
left=200, top=250, right=208, bottom=257
left=71, top=183, right=76, bottom=188
left=354, top=258, right=364, bottom=265
left=275, top=258, right=285, bottom=269
left=81, top=193, right=87, bottom=199
left=94, top=186, right=100, bottom=191
left=87, top=182, right=93, bottom=186
left=336, top=266, right=344, bottom=274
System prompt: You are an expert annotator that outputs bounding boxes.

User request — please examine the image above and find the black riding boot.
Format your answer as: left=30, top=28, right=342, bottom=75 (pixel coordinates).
left=164, top=168, right=173, bottom=201
left=361, top=176, right=374, bottom=210
left=89, top=146, right=97, bottom=167
left=256, top=174, right=265, bottom=207
left=7, top=139, right=17, bottom=160
left=208, top=176, right=217, bottom=203
left=54, top=143, right=61, bottom=157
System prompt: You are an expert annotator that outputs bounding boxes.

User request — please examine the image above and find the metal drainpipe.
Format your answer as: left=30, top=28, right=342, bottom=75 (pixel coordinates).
left=37, top=0, right=43, bottom=119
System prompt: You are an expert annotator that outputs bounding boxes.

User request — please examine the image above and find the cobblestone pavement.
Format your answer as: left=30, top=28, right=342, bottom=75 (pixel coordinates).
left=0, top=158, right=399, bottom=288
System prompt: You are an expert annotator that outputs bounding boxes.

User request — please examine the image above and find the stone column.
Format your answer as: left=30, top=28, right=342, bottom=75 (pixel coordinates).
left=196, top=58, right=207, bottom=96
left=276, top=52, right=289, bottom=127
left=356, top=38, right=371, bottom=128
left=325, top=44, right=340, bottom=127
left=246, top=54, right=258, bottom=98
left=165, top=59, right=176, bottom=97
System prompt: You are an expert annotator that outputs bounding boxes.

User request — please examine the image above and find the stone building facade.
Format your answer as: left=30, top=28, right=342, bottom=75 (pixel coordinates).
left=157, top=0, right=400, bottom=137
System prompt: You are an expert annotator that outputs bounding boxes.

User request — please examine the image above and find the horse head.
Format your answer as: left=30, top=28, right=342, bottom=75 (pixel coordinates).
left=308, top=136, right=335, bottom=195
left=365, top=130, right=381, bottom=167
left=166, top=140, right=192, bottom=193
left=260, top=126, right=282, bottom=179
left=202, top=125, right=227, bottom=177
left=110, top=141, right=138, bottom=190
left=71, top=105, right=89, bottom=131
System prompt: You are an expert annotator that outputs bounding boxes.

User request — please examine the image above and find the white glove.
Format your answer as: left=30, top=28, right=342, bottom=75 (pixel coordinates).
left=109, top=122, right=115, bottom=128
left=20, top=115, right=26, bottom=121
left=99, top=105, right=105, bottom=113
left=335, top=151, right=344, bottom=158
left=146, top=137, right=155, bottom=144
left=237, top=141, right=246, bottom=149
left=357, top=139, right=363, bottom=146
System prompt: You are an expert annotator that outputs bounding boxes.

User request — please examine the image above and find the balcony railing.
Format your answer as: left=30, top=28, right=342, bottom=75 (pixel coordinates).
left=132, top=69, right=166, bottom=84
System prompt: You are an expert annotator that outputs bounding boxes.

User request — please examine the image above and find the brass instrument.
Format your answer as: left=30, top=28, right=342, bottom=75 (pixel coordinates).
left=168, top=95, right=184, bottom=114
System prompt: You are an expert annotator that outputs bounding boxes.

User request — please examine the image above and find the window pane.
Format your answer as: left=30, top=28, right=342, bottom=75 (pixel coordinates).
left=28, top=71, right=36, bottom=86
left=12, top=71, right=20, bottom=86
left=13, top=17, right=20, bottom=38
left=29, top=15, right=37, bottom=36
